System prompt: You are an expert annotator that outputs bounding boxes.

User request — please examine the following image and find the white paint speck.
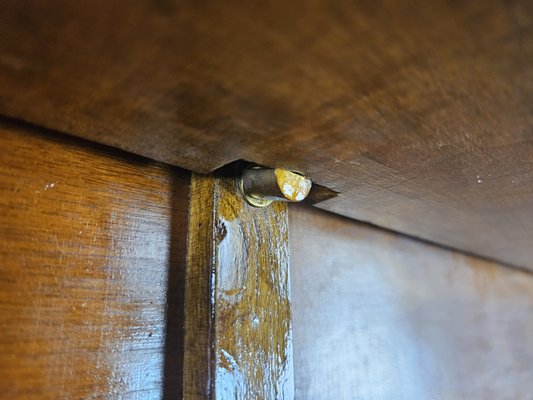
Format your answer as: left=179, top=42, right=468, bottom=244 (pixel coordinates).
left=282, top=183, right=294, bottom=197
left=44, top=182, right=56, bottom=190
left=476, top=175, right=482, bottom=184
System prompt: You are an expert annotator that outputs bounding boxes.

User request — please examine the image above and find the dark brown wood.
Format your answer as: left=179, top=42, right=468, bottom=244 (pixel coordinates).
left=184, top=173, right=293, bottom=399
left=0, top=0, right=531, bottom=269
left=289, top=204, right=533, bottom=399
left=0, top=121, right=190, bottom=399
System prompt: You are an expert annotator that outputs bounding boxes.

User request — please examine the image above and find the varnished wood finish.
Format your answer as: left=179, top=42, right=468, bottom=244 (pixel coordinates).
left=289, top=205, right=533, bottom=399
left=0, top=0, right=532, bottom=269
left=0, top=121, right=189, bottom=399
left=184, top=173, right=293, bottom=399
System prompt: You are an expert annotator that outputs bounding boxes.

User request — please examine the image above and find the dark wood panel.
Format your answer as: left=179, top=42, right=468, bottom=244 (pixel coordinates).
left=0, top=0, right=531, bottom=269
left=184, top=172, right=293, bottom=399
left=0, top=121, right=190, bottom=399
left=289, top=205, right=533, bottom=399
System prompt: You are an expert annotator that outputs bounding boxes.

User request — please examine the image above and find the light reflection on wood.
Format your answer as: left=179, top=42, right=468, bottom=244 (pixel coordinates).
left=0, top=122, right=189, bottom=399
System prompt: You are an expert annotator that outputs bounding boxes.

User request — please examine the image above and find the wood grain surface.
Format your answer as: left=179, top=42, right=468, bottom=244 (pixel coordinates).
left=0, top=0, right=531, bottom=269
left=184, top=173, right=293, bottom=399
left=0, top=120, right=190, bottom=399
left=289, top=205, right=533, bottom=400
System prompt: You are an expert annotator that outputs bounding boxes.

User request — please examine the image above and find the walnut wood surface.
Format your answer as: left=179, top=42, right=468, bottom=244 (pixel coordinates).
left=0, top=0, right=531, bottom=269
left=184, top=173, right=293, bottom=399
left=289, top=205, right=533, bottom=399
left=0, top=121, right=190, bottom=399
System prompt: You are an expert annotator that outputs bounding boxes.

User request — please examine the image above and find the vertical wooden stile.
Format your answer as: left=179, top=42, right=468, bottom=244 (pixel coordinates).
left=183, top=172, right=294, bottom=399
